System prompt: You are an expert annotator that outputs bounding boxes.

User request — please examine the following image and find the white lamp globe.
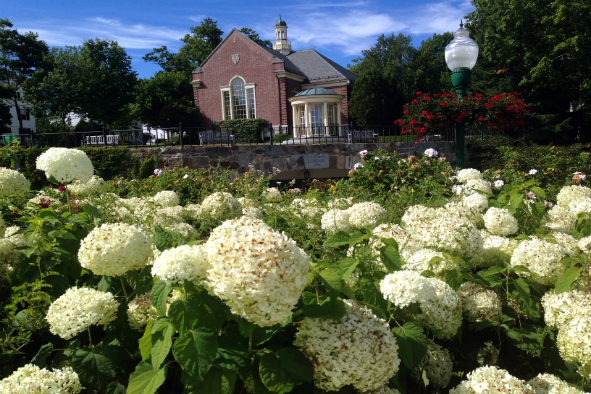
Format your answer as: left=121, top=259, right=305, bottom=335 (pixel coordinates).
left=445, top=23, right=479, bottom=71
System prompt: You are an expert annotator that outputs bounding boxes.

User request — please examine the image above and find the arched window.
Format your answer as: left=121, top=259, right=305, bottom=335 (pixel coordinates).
left=221, top=77, right=256, bottom=120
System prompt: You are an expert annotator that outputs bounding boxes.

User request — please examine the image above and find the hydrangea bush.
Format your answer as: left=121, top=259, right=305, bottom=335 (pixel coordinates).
left=2, top=149, right=591, bottom=393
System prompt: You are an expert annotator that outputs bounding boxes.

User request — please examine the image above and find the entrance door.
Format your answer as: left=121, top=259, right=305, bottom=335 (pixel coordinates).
left=310, top=104, right=323, bottom=136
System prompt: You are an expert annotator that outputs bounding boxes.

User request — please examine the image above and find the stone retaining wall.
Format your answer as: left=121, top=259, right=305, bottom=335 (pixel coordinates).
left=129, top=141, right=460, bottom=178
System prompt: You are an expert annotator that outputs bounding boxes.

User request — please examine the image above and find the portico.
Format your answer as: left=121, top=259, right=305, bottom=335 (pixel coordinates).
left=288, top=88, right=344, bottom=137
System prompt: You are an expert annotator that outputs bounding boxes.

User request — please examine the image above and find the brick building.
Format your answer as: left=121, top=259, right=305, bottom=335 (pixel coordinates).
left=191, top=17, right=358, bottom=137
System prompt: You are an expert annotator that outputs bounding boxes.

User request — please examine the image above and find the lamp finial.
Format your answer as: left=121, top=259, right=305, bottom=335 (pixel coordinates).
left=460, top=19, right=464, bottom=28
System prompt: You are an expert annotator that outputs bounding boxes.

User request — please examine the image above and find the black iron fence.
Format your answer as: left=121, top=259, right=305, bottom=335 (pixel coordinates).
left=1, top=124, right=510, bottom=149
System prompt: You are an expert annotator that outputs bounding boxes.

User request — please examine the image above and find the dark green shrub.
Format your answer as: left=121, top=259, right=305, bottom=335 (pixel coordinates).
left=215, top=118, right=269, bottom=143
left=273, top=132, right=291, bottom=143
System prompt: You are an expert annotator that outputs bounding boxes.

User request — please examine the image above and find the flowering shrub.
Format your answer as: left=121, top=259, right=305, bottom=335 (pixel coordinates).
left=396, top=91, right=529, bottom=136
left=3, top=149, right=591, bottom=393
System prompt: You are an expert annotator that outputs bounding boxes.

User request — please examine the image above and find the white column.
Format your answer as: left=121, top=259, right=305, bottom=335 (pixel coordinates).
left=323, top=101, right=328, bottom=135
left=292, top=105, right=297, bottom=137
left=337, top=102, right=342, bottom=136
left=304, top=103, right=309, bottom=137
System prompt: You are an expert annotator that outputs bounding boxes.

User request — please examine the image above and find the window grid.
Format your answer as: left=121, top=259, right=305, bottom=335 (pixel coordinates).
left=310, top=104, right=323, bottom=135
left=232, top=79, right=247, bottom=119
left=247, top=89, right=256, bottom=118
left=223, top=91, right=231, bottom=120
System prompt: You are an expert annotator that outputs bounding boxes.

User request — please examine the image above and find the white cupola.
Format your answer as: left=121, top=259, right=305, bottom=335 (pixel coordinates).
left=273, top=15, right=292, bottom=55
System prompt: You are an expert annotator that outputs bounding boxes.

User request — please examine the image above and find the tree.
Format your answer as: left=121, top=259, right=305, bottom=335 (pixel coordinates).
left=0, top=83, right=11, bottom=131
left=22, top=46, right=82, bottom=130
left=349, top=33, right=417, bottom=103
left=349, top=69, right=404, bottom=126
left=0, top=19, right=48, bottom=132
left=135, top=71, right=199, bottom=129
left=239, top=28, right=272, bottom=47
left=77, top=38, right=137, bottom=129
left=465, top=0, right=591, bottom=142
left=143, top=18, right=224, bottom=74
left=411, top=32, right=454, bottom=94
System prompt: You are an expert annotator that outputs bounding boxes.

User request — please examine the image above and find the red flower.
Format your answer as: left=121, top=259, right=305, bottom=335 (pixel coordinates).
left=427, top=115, right=434, bottom=120
left=506, top=106, right=514, bottom=111
left=439, top=102, right=447, bottom=107
left=416, top=91, right=422, bottom=95
left=409, top=119, right=417, bottom=126
left=422, top=97, right=431, bottom=101
left=478, top=116, right=484, bottom=121
left=485, top=104, right=493, bottom=109
left=412, top=99, right=419, bottom=104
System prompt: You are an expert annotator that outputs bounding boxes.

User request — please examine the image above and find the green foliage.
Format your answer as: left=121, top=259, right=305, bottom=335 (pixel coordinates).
left=135, top=71, right=199, bottom=129
left=215, top=118, right=270, bottom=143
left=272, top=132, right=292, bottom=144
left=349, top=68, right=404, bottom=126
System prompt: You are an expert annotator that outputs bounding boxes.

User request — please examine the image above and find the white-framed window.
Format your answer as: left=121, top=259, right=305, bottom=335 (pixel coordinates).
left=221, top=77, right=256, bottom=120
left=18, top=108, right=30, bottom=121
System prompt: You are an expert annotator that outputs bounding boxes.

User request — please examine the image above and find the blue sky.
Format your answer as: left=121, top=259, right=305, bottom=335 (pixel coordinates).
left=3, top=0, right=474, bottom=79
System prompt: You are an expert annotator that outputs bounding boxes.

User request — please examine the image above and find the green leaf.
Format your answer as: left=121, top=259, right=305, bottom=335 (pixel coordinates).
left=38, top=209, right=60, bottom=222
left=214, top=340, right=251, bottom=377
left=173, top=329, right=219, bottom=379
left=302, top=298, right=347, bottom=321
left=151, top=318, right=174, bottom=369
left=275, top=348, right=313, bottom=384
left=139, top=321, right=154, bottom=360
left=150, top=280, right=173, bottom=316
left=555, top=267, right=582, bottom=294
left=478, top=266, right=506, bottom=277
left=196, top=291, right=229, bottom=331
left=127, top=361, right=167, bottom=394
left=444, top=269, right=463, bottom=291
left=153, top=225, right=173, bottom=251
left=48, top=229, right=77, bottom=239
left=319, top=268, right=343, bottom=297
left=31, top=342, right=54, bottom=368
left=530, top=186, right=546, bottom=201
left=323, top=231, right=350, bottom=247
left=360, top=279, right=388, bottom=318
left=168, top=298, right=200, bottom=336
left=259, top=353, right=296, bottom=393
left=72, top=346, right=124, bottom=391
left=379, top=245, right=402, bottom=273
left=348, top=231, right=366, bottom=247
left=337, top=257, right=359, bottom=280
left=392, top=322, right=429, bottom=369
left=235, top=316, right=257, bottom=337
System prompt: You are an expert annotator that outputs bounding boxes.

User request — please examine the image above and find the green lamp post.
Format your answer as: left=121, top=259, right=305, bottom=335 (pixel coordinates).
left=445, top=21, right=479, bottom=169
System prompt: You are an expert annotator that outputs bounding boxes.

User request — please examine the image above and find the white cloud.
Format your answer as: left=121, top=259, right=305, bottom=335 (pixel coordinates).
left=188, top=15, right=207, bottom=23
left=20, top=18, right=187, bottom=50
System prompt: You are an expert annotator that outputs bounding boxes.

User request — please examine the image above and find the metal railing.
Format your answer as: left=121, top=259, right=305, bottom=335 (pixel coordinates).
left=2, top=123, right=510, bottom=149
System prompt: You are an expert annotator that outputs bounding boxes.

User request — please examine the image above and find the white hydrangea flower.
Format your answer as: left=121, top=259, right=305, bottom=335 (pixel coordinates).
left=183, top=203, right=202, bottom=220
left=348, top=201, right=388, bottom=230
left=541, top=290, right=591, bottom=330
left=46, top=287, right=119, bottom=340
left=237, top=197, right=256, bottom=208
left=557, top=185, right=591, bottom=208
left=415, top=277, right=463, bottom=339
left=527, top=373, right=585, bottom=394
left=151, top=244, right=208, bottom=284
left=543, top=205, right=577, bottom=233
left=295, top=300, right=400, bottom=392
left=0, top=225, right=29, bottom=263
left=328, top=198, right=354, bottom=209
left=494, top=180, right=505, bottom=188
left=163, top=222, right=196, bottom=240
left=404, top=249, right=459, bottom=275
left=401, top=205, right=437, bottom=230
left=457, top=168, right=484, bottom=183
left=409, top=214, right=483, bottom=259
left=154, top=190, right=180, bottom=207
left=262, top=187, right=282, bottom=202
left=321, top=209, right=351, bottom=235
left=242, top=206, right=265, bottom=220
left=457, top=282, right=502, bottom=323
left=0, top=167, right=30, bottom=197
left=510, top=237, right=565, bottom=286
left=200, top=192, right=242, bottom=224
left=463, top=178, right=492, bottom=196
left=36, top=147, right=94, bottom=183
left=578, top=236, right=591, bottom=253
left=127, top=293, right=159, bottom=331
left=205, top=217, right=310, bottom=326
left=483, top=207, right=519, bottom=236
left=472, top=232, right=516, bottom=268
left=569, top=197, right=591, bottom=216
left=424, top=148, right=439, bottom=158
left=463, top=193, right=489, bottom=212
left=78, top=223, right=153, bottom=276
left=380, top=270, right=437, bottom=308
left=0, top=364, right=83, bottom=394
left=551, top=232, right=580, bottom=257
left=366, top=385, right=401, bottom=394
left=449, top=366, right=533, bottom=394
left=557, top=316, right=591, bottom=376
left=412, top=340, right=453, bottom=389
left=442, top=201, right=484, bottom=228
left=373, top=223, right=408, bottom=250
left=66, top=175, right=107, bottom=196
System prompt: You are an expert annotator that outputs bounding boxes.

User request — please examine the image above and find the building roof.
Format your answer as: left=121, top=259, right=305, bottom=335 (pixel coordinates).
left=286, top=49, right=358, bottom=83
left=275, top=17, right=287, bottom=27
left=295, top=88, right=338, bottom=96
